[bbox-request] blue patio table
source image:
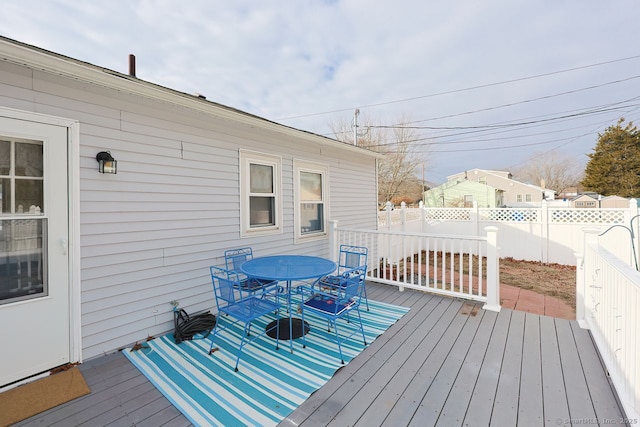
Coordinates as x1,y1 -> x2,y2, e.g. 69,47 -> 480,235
240,255 -> 337,352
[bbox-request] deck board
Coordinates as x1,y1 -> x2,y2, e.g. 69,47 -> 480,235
435,308 -> 498,426
491,309 -> 525,427
569,322 -> 624,422
463,308 -> 512,426
540,315 -> 571,425
518,313 -> 544,427
13,282 -> 625,427
409,304 -> 485,426
556,318 -> 599,420
327,297 -> 454,426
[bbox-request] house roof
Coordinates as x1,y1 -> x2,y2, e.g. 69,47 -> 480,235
0,35 -> 383,159
448,168 -> 555,194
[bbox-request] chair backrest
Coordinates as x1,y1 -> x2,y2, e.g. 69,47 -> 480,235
341,267 -> 367,302
210,266 -> 242,310
224,247 -> 253,278
338,245 -> 368,273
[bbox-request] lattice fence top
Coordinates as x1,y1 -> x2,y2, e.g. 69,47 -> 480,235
549,209 -> 626,224
479,209 -> 538,222
424,209 -> 471,221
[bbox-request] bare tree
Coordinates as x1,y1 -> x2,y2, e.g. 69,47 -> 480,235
329,113 -> 427,205
510,151 -> 584,194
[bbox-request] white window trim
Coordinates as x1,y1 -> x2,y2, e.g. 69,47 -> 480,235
239,150 -> 282,238
294,159 -> 329,243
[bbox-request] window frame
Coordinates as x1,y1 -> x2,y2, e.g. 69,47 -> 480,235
293,159 -> 329,242
239,150 -> 282,237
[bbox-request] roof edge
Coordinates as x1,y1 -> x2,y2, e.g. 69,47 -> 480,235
0,36 -> 383,159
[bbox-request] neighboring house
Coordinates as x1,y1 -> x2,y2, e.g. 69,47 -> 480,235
423,180 -> 503,208
570,194 -> 599,208
0,36 -> 382,387
600,195 -> 629,208
570,194 -> 629,208
446,169 -> 555,206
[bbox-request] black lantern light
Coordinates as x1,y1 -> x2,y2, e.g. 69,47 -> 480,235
96,151 -> 117,174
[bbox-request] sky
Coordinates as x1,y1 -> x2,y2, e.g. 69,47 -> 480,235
1,0 -> 639,185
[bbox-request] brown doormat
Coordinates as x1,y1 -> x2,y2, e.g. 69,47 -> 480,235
0,367 -> 90,427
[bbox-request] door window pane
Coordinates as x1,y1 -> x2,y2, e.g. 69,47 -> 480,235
0,179 -> 10,214
16,180 -> 44,214
0,218 -> 47,304
15,142 -> 43,177
0,140 -> 9,175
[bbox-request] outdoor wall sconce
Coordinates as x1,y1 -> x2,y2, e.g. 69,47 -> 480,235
96,151 -> 117,174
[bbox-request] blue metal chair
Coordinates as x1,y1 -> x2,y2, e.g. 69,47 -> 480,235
209,266 -> 280,372
224,247 -> 279,298
299,266 -> 367,364
315,245 -> 369,310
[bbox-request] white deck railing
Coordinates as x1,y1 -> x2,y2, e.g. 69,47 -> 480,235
328,221 -> 500,312
577,229 -> 640,421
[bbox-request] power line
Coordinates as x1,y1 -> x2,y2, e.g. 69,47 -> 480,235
276,55 -> 640,121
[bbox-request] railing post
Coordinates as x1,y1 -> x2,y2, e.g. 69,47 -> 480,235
575,252 -> 585,327
483,226 -> 501,312
631,198 -> 640,269
473,201 -> 479,238
419,200 -> 426,233
577,227 -> 600,327
385,201 -> 392,231
400,201 -> 406,232
541,200 -> 549,263
328,220 -> 339,262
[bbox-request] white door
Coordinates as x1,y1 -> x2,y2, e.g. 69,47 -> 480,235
0,117 -> 70,387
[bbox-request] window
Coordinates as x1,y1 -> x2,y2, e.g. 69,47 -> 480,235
240,151 -> 282,237
525,194 -> 532,202
294,160 -> 329,240
463,195 -> 473,208
516,194 -> 523,203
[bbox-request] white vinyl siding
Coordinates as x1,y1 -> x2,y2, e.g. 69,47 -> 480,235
0,54 -> 379,360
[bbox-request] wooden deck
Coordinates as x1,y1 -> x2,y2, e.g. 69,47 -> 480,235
16,282 -> 625,426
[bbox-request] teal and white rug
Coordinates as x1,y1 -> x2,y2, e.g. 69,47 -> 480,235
124,298 -> 409,427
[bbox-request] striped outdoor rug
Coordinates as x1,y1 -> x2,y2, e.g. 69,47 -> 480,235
124,298 -> 409,427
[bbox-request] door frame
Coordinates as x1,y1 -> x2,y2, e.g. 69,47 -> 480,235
1,106 -> 81,365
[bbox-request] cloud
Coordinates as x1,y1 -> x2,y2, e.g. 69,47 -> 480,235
1,0 -> 638,183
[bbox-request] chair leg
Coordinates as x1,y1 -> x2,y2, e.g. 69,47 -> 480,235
356,309 -> 367,345
332,320 -> 345,364
209,323 -> 222,355
362,285 -> 370,311
234,323 -> 252,372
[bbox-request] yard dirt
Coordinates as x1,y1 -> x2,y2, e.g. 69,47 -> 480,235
410,251 -> 577,309
499,257 -> 576,308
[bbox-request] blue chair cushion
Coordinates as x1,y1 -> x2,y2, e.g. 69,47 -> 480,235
303,294 -> 356,316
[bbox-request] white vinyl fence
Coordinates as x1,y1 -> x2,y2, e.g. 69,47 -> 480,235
379,200 -> 640,267
577,229 -> 640,421
328,220 -> 500,311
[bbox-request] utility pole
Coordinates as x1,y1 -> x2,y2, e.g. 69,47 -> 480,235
353,108 -> 360,146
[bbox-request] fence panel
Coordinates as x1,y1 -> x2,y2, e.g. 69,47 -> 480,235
383,200 -> 640,267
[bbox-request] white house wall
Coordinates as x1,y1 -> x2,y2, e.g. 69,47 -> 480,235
0,58 -> 378,360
